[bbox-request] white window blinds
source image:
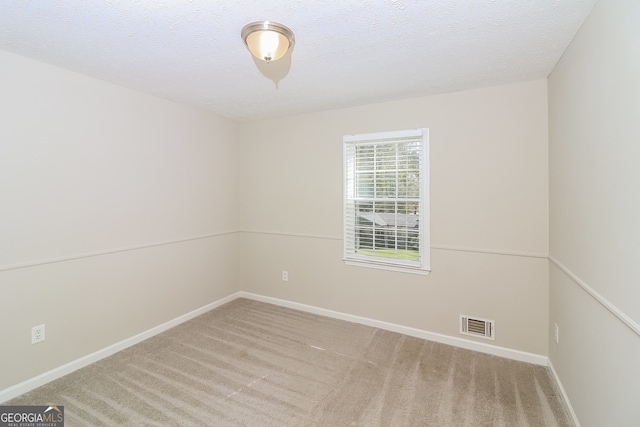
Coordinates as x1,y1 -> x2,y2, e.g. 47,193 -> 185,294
343,129 -> 430,273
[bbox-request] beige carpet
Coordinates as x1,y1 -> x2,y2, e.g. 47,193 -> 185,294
9,298 -> 573,426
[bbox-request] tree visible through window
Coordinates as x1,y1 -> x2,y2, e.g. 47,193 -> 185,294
343,129 -> 430,273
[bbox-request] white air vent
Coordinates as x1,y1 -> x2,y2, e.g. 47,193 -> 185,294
460,315 -> 495,340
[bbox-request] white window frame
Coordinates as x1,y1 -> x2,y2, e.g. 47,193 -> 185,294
343,128 -> 430,275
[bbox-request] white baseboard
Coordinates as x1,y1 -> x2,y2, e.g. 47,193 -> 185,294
239,292 -> 549,366
1,290 -> 549,404
548,360 -> 582,427
0,291 -> 242,403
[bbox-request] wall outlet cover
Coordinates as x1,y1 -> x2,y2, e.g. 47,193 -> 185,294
32,324 -> 45,344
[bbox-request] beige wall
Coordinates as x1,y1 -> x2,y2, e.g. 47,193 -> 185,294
0,50 -> 239,390
548,0 -> 640,425
239,80 -> 550,355
0,33 -> 557,402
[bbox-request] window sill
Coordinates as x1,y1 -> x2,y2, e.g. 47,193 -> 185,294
344,259 -> 431,276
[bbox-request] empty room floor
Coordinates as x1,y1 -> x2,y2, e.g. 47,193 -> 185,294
8,299 -> 573,426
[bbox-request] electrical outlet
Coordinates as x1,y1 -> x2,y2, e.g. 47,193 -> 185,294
32,324 -> 45,344
282,271 -> 289,282
554,323 -> 559,344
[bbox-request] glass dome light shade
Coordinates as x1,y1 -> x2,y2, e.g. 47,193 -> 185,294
241,21 -> 295,63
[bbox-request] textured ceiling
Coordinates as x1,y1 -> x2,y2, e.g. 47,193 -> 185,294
0,0 -> 596,121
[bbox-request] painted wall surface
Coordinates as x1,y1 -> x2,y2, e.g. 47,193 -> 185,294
239,80 -> 550,355
548,0 -> 640,425
0,50 -> 239,390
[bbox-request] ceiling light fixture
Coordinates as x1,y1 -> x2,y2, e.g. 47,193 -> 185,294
241,21 -> 295,63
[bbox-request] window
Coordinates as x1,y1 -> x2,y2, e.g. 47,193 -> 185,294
343,128 -> 430,274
